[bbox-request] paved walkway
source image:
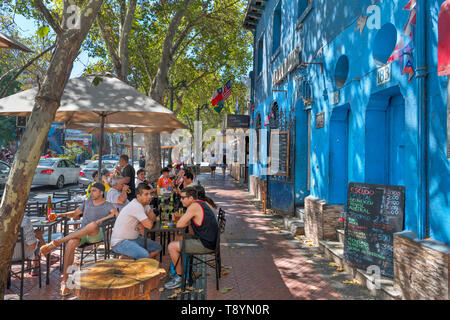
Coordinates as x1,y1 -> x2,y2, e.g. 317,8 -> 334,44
202,173 -> 341,300
5,171 -> 374,300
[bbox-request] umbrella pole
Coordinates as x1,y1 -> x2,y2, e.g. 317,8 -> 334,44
131,128 -> 134,169
98,114 -> 105,180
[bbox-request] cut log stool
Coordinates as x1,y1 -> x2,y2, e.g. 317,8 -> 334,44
72,258 -> 166,300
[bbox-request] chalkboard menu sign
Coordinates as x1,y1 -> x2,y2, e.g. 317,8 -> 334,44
344,182 -> 405,278
269,131 -> 289,176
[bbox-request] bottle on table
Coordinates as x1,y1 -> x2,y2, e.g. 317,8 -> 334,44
47,196 -> 56,221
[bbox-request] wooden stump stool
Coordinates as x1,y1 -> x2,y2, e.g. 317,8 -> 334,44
72,258 -> 166,300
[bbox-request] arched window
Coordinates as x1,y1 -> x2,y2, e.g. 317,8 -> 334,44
272,1 -> 282,55
270,102 -> 280,129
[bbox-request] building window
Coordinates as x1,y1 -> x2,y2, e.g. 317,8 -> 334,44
270,102 -> 280,129
257,38 -> 263,75
272,1 -> 282,56
297,0 -> 313,29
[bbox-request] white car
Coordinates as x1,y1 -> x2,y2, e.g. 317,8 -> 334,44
32,158 -> 81,189
78,160 -> 118,187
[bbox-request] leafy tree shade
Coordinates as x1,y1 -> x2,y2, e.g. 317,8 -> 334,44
82,0 -> 252,180
0,0 -> 105,299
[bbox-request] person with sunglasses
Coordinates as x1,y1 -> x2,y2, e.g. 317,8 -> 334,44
164,187 -> 219,289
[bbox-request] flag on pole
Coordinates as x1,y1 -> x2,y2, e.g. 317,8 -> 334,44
222,80 -> 232,100
214,100 -> 224,113
234,98 -> 239,115
211,88 -> 223,106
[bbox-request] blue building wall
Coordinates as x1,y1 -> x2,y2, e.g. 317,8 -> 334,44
247,0 -> 449,245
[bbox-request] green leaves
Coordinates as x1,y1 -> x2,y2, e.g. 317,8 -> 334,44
36,26 -> 50,39
92,76 -> 104,86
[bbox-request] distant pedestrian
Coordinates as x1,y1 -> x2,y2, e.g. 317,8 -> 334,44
115,154 -> 136,201
221,154 -> 227,178
209,153 -> 217,179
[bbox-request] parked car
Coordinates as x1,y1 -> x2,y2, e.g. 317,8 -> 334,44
0,160 -> 11,196
32,158 -> 81,189
78,160 -> 117,187
101,154 -> 120,161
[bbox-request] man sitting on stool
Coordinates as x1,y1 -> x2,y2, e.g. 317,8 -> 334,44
110,183 -> 162,260
165,186 -> 219,289
39,183 -> 119,296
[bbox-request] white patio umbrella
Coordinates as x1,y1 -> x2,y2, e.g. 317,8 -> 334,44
0,73 -> 186,177
0,32 -> 32,52
66,124 -> 183,165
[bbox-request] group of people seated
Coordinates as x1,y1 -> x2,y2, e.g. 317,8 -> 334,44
35,154 -> 219,296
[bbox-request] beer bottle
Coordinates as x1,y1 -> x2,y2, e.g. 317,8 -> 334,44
46,196 -> 53,221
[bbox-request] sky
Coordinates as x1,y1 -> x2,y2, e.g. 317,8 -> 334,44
13,13 -> 98,78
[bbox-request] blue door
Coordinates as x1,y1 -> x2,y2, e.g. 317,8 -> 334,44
329,105 -> 349,204
387,95 -> 405,186
365,91 -> 405,186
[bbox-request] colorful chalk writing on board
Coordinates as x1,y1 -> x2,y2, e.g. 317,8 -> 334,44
344,182 -> 405,278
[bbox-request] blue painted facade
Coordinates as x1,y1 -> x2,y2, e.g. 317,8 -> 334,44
245,0 -> 449,245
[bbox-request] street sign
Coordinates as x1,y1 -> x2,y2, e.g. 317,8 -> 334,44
376,64 -> 391,86
315,112 -> 325,129
226,114 -> 250,128
332,90 -> 340,105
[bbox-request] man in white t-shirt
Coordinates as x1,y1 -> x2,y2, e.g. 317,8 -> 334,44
110,183 -> 162,259
106,176 -> 129,212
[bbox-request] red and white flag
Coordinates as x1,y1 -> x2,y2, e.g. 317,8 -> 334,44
222,80 -> 232,100
403,0 -> 417,11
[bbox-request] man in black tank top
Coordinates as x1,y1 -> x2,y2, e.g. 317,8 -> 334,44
165,187 -> 219,289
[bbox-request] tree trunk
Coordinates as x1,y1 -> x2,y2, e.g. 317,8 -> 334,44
0,0 -> 104,299
144,0 -> 192,179
144,133 -> 161,183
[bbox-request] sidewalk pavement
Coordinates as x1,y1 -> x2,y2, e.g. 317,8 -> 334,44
201,172 -> 376,300
5,171 -> 375,300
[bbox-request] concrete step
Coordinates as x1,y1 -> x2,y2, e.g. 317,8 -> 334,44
295,207 -> 305,220
283,216 -> 305,236
319,239 -> 402,300
337,228 -> 345,244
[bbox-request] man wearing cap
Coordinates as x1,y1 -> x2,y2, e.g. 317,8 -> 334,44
86,169 -> 111,198
39,183 -> 119,296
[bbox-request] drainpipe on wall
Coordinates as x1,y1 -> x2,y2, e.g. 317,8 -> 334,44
416,0 -> 428,240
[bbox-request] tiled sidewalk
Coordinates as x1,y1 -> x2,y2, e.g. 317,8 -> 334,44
202,174 -> 342,300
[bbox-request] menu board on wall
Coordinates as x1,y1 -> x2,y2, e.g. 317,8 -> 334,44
269,131 -> 289,177
344,182 -> 405,278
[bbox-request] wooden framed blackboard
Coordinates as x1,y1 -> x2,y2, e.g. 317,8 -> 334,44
269,131 -> 289,176
344,182 -> 405,278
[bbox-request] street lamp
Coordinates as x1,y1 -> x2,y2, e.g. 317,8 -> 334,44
193,103 -> 209,170
197,103 -> 209,121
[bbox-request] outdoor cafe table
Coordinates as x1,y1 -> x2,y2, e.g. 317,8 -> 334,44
29,197 -> 68,216
143,220 -> 185,262
31,216 -> 64,285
